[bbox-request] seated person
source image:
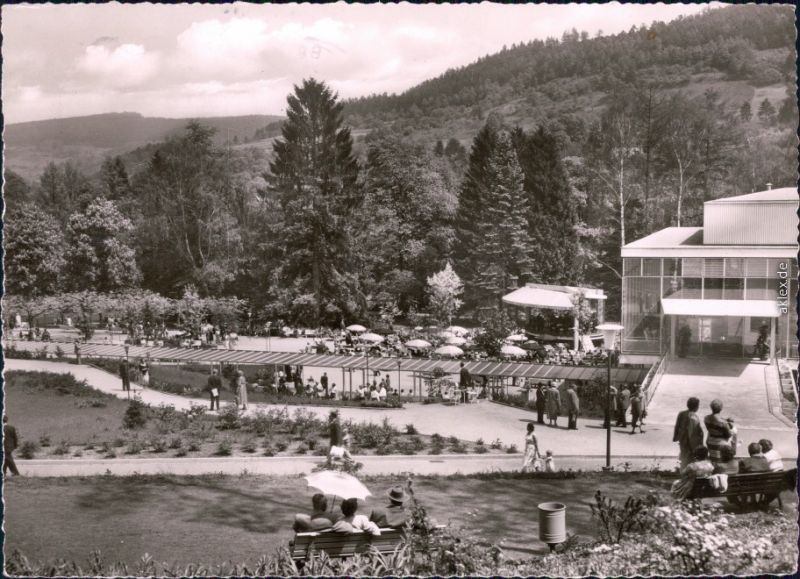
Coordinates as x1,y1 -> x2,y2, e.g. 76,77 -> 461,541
671,446 -> 714,499
759,438 -> 783,471
369,386 -> 380,401
739,442 -> 770,473
329,382 -> 339,400
369,487 -> 409,528
378,385 -> 388,401
332,498 -> 381,535
293,493 -> 337,532
712,445 -> 739,475
356,385 -> 366,400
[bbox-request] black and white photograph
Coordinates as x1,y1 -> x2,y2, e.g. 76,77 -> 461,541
1,1 -> 798,576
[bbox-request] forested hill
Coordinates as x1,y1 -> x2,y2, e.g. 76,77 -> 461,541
4,112 -> 282,181
343,4 -> 795,147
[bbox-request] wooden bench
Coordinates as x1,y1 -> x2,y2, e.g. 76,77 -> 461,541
290,527 -> 405,561
686,468 -> 796,509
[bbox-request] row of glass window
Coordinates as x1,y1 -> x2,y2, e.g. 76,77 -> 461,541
623,276 -> 794,306
623,258 -> 797,278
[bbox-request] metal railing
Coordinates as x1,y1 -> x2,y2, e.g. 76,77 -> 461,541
639,352 -> 668,407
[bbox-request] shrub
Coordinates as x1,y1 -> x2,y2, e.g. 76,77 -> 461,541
217,405 -> 241,431
187,439 -> 201,452
410,436 -> 426,452
72,449 -> 83,458
19,441 -> 38,459
489,438 -> 503,450
430,443 -> 443,455
241,439 -> 257,454
376,444 -> 393,455
38,434 -> 51,448
405,423 -> 418,435
313,446 -> 328,456
123,399 -> 148,429
591,490 -> 659,544
450,441 -> 468,453
263,444 -> 275,457
506,444 -> 518,454
175,448 -> 188,458
113,437 -> 126,448
476,438 -> 485,446
150,438 -> 168,453
104,449 -> 116,459
275,440 -> 289,453
447,435 -> 459,445
126,440 -> 144,455
431,433 -> 444,445
215,439 -> 233,456
52,441 -> 70,456
474,444 -> 489,454
168,437 -> 183,450
295,443 -> 309,455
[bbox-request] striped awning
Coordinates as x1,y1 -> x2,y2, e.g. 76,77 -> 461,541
43,342 -> 649,383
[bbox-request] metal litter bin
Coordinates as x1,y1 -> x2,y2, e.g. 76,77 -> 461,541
538,502 -> 566,551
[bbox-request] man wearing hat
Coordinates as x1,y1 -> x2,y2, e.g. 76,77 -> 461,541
369,487 -> 409,528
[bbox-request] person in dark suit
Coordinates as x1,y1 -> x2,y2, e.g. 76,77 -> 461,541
535,383 -> 546,424
320,372 -> 329,397
673,397 -> 704,469
369,487 -> 409,528
630,388 -> 645,434
565,383 -> 580,430
119,359 -> 131,392
603,384 -> 618,428
328,410 -> 343,447
3,416 -> 20,476
293,493 -> 338,532
545,382 -> 561,427
617,385 -> 631,427
459,362 -> 472,403
207,368 -> 222,410
739,442 -> 770,473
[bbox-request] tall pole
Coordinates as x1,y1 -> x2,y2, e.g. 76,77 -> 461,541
606,352 -> 612,469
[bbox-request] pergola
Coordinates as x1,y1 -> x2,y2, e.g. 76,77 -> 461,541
60,342 -> 649,399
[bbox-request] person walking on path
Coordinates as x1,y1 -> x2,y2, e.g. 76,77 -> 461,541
328,410 -> 343,448
545,382 -> 561,427
320,372 -> 329,397
603,384 -> 618,429
522,423 -> 541,472
119,359 -> 131,393
207,368 -> 222,411
236,370 -> 248,411
704,398 -> 732,466
3,415 -> 20,476
138,359 -> 149,387
629,388 -> 645,434
535,383 -> 546,424
617,385 -> 631,427
565,383 -> 580,430
673,396 -> 704,469
459,362 -> 472,404
74,340 -> 82,365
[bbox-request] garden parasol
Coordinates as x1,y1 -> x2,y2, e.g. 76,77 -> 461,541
434,345 -> 464,357
405,339 -> 432,349
305,471 -> 372,511
501,344 -> 527,357
346,324 -> 367,333
360,332 -> 384,343
506,334 -> 527,342
445,336 -> 466,346
446,326 -> 469,336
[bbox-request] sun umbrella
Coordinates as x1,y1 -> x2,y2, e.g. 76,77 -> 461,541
346,324 -> 367,333
446,336 -> 466,346
360,332 -> 384,343
305,470 -> 372,500
413,326 -> 424,331
406,339 -> 432,349
434,345 -> 464,357
501,344 -> 527,357
522,340 -> 540,350
446,326 -> 469,336
438,330 -> 455,339
506,334 -> 527,342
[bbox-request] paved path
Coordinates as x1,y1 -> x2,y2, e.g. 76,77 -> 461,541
5,359 -> 796,475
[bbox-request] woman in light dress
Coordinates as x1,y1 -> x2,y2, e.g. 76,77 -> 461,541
236,370 -> 248,411
522,423 -> 541,472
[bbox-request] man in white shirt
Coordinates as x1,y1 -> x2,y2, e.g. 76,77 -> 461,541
332,498 -> 381,535
378,385 -> 388,401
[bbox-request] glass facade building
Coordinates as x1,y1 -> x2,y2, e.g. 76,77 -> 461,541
620,188 -> 798,360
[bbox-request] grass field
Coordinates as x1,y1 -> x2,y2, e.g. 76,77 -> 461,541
4,471 -> 679,565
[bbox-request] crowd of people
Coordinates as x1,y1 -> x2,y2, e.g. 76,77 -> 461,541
670,396 -> 784,499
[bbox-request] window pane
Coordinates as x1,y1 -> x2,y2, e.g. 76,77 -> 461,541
745,258 -> 768,277
641,258 -> 662,277
668,278 -> 702,299
623,259 -> 641,277
746,278 -> 778,300
705,258 -> 724,278
723,278 -> 744,300
725,258 -> 745,277
682,258 -> 703,277
704,278 -> 724,299
663,258 -> 682,278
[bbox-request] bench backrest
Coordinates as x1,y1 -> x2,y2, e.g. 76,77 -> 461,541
291,528 -> 404,560
690,468 -> 796,498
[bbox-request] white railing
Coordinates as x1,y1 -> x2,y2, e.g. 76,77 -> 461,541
640,352 -> 668,407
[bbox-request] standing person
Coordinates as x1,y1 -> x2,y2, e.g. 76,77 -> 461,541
74,340 -> 82,365
673,397 -> 704,469
617,385 -> 631,427
138,359 -> 149,387
535,383 -> 546,424
328,410 -> 342,447
704,399 -> 732,466
603,383 -> 618,429
629,388 -> 644,434
565,383 -> 580,430
236,370 -> 248,411
119,358 -> 131,392
522,423 -> 540,472
207,368 -> 221,411
459,362 -> 472,404
320,372 -> 329,397
3,415 -> 20,476
545,382 -> 561,427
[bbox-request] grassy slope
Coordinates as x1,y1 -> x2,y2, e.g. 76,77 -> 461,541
4,472 -> 682,564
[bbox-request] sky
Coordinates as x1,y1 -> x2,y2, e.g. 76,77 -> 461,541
2,2 -> 719,124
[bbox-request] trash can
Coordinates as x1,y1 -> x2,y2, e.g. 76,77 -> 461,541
538,502 -> 566,551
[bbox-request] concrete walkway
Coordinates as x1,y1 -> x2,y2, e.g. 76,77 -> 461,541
5,358 -> 796,476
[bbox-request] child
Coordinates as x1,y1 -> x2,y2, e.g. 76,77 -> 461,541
543,450 -> 556,473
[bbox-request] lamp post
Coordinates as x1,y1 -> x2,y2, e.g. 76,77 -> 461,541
397,359 -> 402,398
265,322 -> 271,352
596,323 -> 624,470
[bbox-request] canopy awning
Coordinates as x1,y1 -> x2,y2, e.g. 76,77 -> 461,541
661,298 -> 781,318
502,287 -> 574,310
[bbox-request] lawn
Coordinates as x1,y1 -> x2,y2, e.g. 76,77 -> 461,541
4,371 -> 502,460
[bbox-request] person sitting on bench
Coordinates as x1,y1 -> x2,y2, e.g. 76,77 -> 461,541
293,493 -> 337,532
369,487 -> 409,528
671,446 -> 714,499
713,445 -> 739,475
332,498 -> 381,535
759,439 -> 783,471
739,442 -> 770,474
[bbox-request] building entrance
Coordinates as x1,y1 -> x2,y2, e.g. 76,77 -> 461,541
674,316 -> 752,358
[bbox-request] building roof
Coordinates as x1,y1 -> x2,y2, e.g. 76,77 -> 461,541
623,227 -> 703,249
522,282 -> 606,300
707,187 -> 797,203
502,287 -> 575,310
